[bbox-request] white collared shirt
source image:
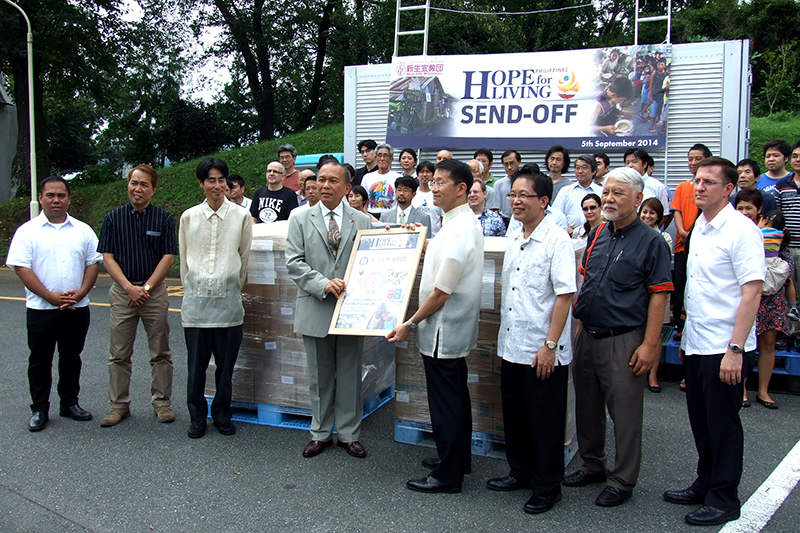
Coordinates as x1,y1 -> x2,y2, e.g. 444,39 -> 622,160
319,200 -> 344,231
681,203 -> 764,354
6,212 -> 102,310
499,219 -> 576,365
179,198 -> 253,328
507,207 -> 569,235
418,203 -> 484,358
396,205 -> 412,224
642,174 -> 671,215
552,181 -> 604,229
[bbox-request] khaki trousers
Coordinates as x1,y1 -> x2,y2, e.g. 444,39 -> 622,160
302,334 -> 364,442
572,325 -> 646,491
108,282 -> 173,408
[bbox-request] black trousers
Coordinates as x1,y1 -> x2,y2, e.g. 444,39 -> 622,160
185,326 -> 242,425
684,351 -> 756,512
501,359 -> 568,497
423,354 -> 472,485
27,307 -> 90,413
672,251 -> 687,330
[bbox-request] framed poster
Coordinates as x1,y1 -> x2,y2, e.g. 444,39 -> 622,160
329,227 -> 425,336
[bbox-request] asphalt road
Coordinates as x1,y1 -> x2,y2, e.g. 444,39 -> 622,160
0,268 -> 798,532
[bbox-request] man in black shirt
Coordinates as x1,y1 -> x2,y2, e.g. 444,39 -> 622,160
566,167 -> 672,507
97,165 -> 178,427
354,139 -> 378,187
250,161 -> 299,223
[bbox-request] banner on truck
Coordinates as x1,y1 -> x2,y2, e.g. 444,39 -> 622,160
386,45 -> 671,152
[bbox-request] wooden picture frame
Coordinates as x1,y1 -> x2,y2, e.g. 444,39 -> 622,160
329,227 -> 425,336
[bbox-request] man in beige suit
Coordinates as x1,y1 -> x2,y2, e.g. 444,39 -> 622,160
286,160 -> 373,458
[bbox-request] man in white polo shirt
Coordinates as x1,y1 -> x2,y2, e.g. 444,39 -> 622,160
665,157 -> 763,527
6,176 -> 102,432
387,158 -> 484,494
552,155 -> 603,235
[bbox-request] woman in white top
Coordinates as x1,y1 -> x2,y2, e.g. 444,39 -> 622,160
348,185 -> 379,222
399,148 -> 418,178
571,193 -> 603,242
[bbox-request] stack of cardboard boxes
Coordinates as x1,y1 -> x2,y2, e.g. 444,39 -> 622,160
205,221 -> 395,410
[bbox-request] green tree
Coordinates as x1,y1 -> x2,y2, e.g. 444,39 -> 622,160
759,43 -> 799,115
0,0 -> 121,190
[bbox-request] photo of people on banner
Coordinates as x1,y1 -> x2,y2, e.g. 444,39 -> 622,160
386,44 -> 671,151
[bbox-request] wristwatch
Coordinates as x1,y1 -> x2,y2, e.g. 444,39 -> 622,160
144,283 -> 151,292
545,340 -> 557,350
405,320 -> 418,331
728,342 -> 744,354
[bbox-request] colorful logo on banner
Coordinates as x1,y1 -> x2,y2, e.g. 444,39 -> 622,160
557,72 -> 580,99
386,45 -> 671,151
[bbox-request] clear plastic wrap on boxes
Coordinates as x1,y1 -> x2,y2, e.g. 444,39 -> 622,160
205,222 -> 395,409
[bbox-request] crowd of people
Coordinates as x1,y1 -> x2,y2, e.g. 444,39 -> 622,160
7,133 -> 797,526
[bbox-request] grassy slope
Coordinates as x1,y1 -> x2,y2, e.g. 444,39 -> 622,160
749,115 -> 800,159
0,123 -> 344,254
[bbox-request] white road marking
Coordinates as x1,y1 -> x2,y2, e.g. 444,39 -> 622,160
720,438 -> 800,532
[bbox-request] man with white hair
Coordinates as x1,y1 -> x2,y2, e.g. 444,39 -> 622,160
362,143 -> 402,217
566,167 -> 673,507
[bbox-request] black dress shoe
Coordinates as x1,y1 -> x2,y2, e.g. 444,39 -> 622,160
422,456 -> 472,474
684,505 -> 740,526
524,492 -> 561,514
213,420 -> 236,435
595,486 -> 632,507
28,412 -> 48,432
187,422 -> 206,439
406,475 -> 461,494
486,475 -> 528,492
337,440 -> 367,458
562,470 -> 607,487
663,487 -> 706,505
303,439 -> 333,457
59,404 -> 92,421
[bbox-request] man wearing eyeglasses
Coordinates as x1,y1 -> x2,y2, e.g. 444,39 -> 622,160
278,144 -> 300,192
354,139 -> 378,187
386,159 -> 484,494
250,161 -> 299,224
568,167 -> 672,508
362,143 -> 401,218
665,157 -> 762,526
551,155 -> 603,235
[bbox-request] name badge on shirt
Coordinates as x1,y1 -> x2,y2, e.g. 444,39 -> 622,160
146,230 -> 161,236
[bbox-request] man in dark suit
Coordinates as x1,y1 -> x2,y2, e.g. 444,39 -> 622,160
286,161 -> 373,458
379,176 -> 433,237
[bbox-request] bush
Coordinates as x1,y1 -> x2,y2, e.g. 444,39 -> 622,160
71,163 -> 120,186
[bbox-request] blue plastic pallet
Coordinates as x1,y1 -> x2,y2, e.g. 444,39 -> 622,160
664,338 -> 800,376
394,419 -> 579,466
206,385 -> 394,429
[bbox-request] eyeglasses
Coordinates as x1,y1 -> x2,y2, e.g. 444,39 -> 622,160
507,193 -> 540,201
431,180 -> 451,189
582,205 -> 600,211
692,178 -> 722,187
267,169 -> 284,175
